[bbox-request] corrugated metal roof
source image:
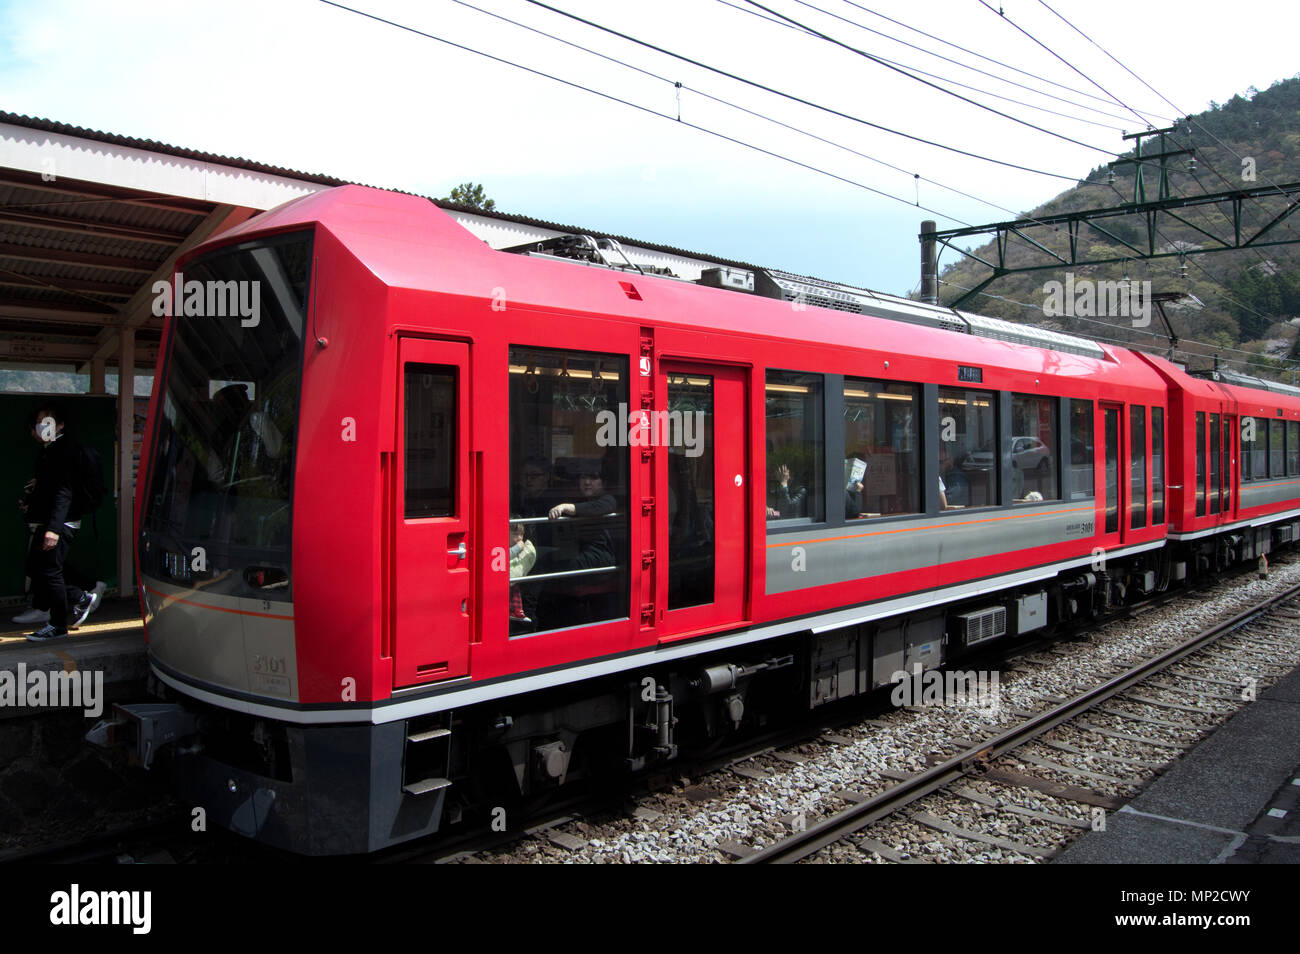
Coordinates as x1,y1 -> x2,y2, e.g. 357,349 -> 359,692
0,111 -> 352,188
1,111 -> 770,274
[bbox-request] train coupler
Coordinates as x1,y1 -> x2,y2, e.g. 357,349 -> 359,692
86,703 -> 198,770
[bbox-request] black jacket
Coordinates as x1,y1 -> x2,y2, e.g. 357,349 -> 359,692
27,435 -> 80,533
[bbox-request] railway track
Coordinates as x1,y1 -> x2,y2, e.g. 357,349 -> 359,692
12,562 -> 1296,865
742,579 -> 1300,864
441,559 -> 1300,863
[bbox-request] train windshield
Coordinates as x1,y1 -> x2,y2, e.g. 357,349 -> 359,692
139,231 -> 312,602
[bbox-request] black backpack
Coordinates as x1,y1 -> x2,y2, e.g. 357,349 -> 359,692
70,442 -> 107,519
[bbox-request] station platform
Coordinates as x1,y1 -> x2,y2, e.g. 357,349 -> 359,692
1056,661 -> 1300,864
0,598 -> 147,715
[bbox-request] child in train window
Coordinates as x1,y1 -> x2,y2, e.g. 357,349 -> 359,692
509,517 -> 536,621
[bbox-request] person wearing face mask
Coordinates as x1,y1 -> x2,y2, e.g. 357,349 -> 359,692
23,406 -> 99,641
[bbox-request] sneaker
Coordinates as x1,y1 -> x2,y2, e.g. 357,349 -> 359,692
70,590 -> 99,628
12,607 -> 50,624
26,623 -> 68,642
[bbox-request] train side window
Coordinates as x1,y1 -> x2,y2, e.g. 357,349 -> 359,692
1195,412 -> 1206,517
1131,406 -> 1147,528
507,347 -> 630,635
1152,407 -> 1165,524
404,365 -> 456,518
1271,419 -> 1285,477
1252,417 -> 1268,479
1290,422 -> 1300,476
1068,400 -> 1094,500
1010,394 -> 1058,503
843,378 -> 920,519
1241,417 -> 1253,482
766,370 -> 825,524
938,388 -> 997,508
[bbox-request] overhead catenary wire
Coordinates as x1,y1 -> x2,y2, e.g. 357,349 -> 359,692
745,0 -> 1120,155
317,0 -> 975,225
841,0 -> 1176,124
721,0 -> 1135,129
975,0 -> 1165,131
443,0 -> 1066,225
520,0 -> 1087,181
782,0 -> 1134,130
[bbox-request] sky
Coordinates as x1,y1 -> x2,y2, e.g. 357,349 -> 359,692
2,0 -> 1297,295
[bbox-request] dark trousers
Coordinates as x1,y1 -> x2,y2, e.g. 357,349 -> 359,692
26,528 -> 85,630
25,528 -> 95,610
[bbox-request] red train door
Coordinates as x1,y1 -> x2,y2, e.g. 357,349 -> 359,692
1216,415 -> 1227,522
657,362 -> 748,640
392,337 -> 472,686
1101,403 -> 1124,543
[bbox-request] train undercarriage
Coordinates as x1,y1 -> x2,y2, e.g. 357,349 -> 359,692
91,517 -> 1300,854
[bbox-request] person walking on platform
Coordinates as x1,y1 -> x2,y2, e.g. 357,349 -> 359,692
23,406 -> 100,641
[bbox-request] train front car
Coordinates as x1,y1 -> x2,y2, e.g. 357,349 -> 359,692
132,187 -> 467,854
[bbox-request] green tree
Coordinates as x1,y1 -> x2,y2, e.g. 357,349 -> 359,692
443,182 -> 496,211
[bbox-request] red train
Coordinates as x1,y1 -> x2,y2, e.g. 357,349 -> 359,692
102,185 -> 1300,853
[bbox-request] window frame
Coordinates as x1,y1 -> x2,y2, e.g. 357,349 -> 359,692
841,375 -> 924,522
936,386 -> 1001,512
506,344 -> 632,637
1270,418 -> 1285,478
764,368 -> 830,532
1130,405 -> 1147,529
1009,392 -> 1060,504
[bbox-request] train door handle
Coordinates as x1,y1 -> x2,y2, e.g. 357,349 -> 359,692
446,535 -> 468,568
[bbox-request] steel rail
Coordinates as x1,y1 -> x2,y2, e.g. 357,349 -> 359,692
741,579 -> 1300,864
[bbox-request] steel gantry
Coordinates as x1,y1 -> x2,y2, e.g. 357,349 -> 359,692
927,178 -> 1300,308
923,125 -> 1300,309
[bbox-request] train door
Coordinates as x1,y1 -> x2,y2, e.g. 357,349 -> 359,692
1130,405 -> 1148,532
391,336 -> 472,686
1209,411 -> 1224,521
656,362 -> 748,640
1222,413 -> 1235,519
1101,403 -> 1124,543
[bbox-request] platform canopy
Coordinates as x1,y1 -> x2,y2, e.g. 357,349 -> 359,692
0,112 -> 354,371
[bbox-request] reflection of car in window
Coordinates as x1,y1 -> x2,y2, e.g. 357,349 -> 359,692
964,437 -> 1050,473
1010,436 -> 1050,472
